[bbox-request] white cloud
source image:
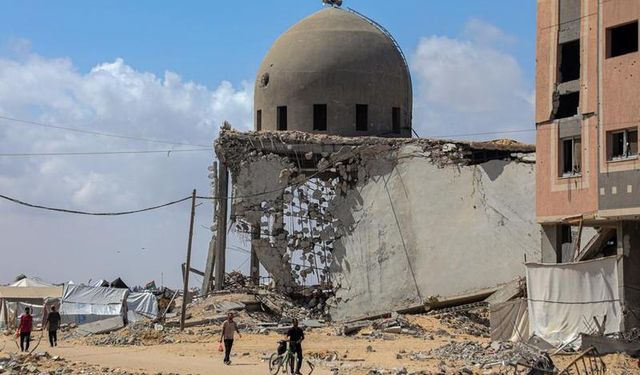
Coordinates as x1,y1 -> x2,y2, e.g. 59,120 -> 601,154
410,19 -> 534,142
463,18 -> 517,47
0,51 -> 253,287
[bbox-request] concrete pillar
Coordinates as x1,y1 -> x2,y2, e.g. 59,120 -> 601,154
540,224 -> 562,263
250,220 -> 261,285
620,221 -> 640,331
214,162 -> 229,291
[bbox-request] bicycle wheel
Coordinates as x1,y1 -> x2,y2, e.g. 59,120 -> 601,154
269,352 -> 282,375
286,353 -> 298,375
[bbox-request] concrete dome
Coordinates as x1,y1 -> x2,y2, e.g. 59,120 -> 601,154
254,7 -> 412,137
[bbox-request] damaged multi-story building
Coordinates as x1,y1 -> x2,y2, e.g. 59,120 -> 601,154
532,0 -> 640,345
203,2 -> 542,321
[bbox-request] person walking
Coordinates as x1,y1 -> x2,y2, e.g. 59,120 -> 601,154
45,305 -> 61,347
286,318 -> 305,375
17,307 -> 33,352
219,312 -> 241,365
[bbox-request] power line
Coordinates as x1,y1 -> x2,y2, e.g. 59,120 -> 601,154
0,148 -> 211,157
0,114 -> 210,148
0,193 -> 191,216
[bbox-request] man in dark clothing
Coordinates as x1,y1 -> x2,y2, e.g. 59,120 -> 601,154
286,318 -> 305,375
18,307 -> 33,352
45,305 -> 61,347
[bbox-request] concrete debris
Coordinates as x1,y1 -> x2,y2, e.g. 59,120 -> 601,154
76,316 -> 125,337
0,351 -> 155,375
418,340 -> 555,370
436,306 -> 490,338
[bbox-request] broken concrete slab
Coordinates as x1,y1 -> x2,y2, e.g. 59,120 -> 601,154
213,301 -> 246,312
580,334 -> 640,355
485,278 -> 524,306
76,317 -> 125,336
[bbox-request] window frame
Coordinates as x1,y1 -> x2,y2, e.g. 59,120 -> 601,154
606,20 -> 639,59
559,135 -> 582,178
608,127 -> 639,161
256,109 -> 262,131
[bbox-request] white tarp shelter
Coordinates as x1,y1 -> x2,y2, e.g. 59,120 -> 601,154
0,278 -> 63,330
526,256 -> 623,348
60,284 -> 128,325
126,292 -> 158,322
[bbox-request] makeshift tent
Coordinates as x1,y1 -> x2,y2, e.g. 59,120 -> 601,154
60,284 -> 128,325
0,278 -> 63,330
526,256 -> 623,348
126,292 -> 159,322
490,298 -> 529,342
109,278 -> 129,289
91,279 -> 110,288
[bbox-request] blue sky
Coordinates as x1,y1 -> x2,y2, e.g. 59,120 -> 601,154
0,0 -> 536,88
0,1 -> 537,287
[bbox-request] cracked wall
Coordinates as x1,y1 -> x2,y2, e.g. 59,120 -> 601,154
216,130 -> 540,320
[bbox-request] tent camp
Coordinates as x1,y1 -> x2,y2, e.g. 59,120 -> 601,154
0,277 -> 63,330
60,284 -> 128,325
127,292 -> 158,322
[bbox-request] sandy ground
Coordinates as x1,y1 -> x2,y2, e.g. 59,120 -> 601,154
0,327 -> 466,375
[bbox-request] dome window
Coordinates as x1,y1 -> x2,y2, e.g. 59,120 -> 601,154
392,107 -> 401,134
277,106 -> 288,130
356,104 -> 368,131
256,110 -> 262,131
313,104 -> 327,131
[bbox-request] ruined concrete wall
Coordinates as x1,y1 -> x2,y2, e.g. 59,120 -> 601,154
216,130 -> 539,320
328,144 -> 540,320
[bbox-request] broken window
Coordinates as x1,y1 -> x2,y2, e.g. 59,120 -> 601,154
560,136 -> 582,176
356,104 -> 368,131
558,40 -> 580,83
313,104 -> 327,131
607,21 -> 639,58
277,106 -> 287,131
256,109 -> 262,131
392,107 -> 401,134
554,92 -> 579,119
609,128 -> 638,160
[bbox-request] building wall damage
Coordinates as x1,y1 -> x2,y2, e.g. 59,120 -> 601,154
215,129 -> 540,321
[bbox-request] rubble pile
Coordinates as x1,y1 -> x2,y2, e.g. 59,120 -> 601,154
0,351 -> 157,375
436,307 -> 490,337
422,340 -> 553,370
90,322 -> 172,347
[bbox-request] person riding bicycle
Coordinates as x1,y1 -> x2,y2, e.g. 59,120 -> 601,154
285,318 -> 305,375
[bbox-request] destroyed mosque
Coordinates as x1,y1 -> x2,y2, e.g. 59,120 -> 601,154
201,0 -> 640,351
203,5 -> 540,322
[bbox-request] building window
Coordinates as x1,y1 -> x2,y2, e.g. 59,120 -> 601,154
609,128 -> 638,160
560,136 -> 582,176
392,107 -> 401,134
313,104 -> 327,131
256,110 -> 262,131
356,104 -> 368,131
277,106 -> 287,131
558,40 -> 580,83
607,21 -> 639,58
554,92 -> 579,119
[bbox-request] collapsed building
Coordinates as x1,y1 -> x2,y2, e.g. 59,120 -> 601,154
214,130 -> 539,321
201,2 -> 541,321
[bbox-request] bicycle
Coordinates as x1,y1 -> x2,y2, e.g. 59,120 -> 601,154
268,340 -> 298,375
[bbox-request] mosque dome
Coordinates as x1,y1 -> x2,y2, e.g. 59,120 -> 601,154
254,6 -> 412,137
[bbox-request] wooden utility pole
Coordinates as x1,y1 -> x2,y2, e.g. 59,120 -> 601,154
214,163 -> 229,290
180,189 -> 197,331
